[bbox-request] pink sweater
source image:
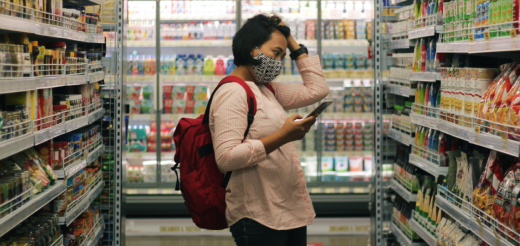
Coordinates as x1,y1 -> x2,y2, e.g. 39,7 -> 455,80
209,55 -> 330,230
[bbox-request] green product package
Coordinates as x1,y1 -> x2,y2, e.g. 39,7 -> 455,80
420,177 -> 433,221
465,0 -> 475,19
415,176 -> 428,220
500,0 -> 507,36
446,150 -> 462,190
459,0 -> 465,21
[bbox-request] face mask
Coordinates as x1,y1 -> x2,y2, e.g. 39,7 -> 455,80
252,49 -> 282,83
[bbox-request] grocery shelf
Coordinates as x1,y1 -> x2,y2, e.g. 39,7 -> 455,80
126,39 -> 369,48
0,180 -> 66,237
388,128 -> 414,146
409,217 -> 436,246
0,133 -> 34,161
0,15 -> 104,43
130,13 -> 236,21
409,72 -> 440,82
59,179 -> 104,226
390,222 -> 426,246
438,37 -> 520,54
408,25 -> 443,40
0,72 -> 97,95
411,112 -> 520,157
126,151 -> 175,160
468,37 -> 520,54
436,194 -> 514,246
51,235 -> 63,246
408,153 -> 449,178
391,39 -> 413,49
34,108 -> 104,145
391,178 -> 417,202
390,0 -> 413,5
321,112 -> 374,119
382,15 -> 397,21
437,41 -> 470,53
88,219 -> 105,246
387,84 -> 416,97
55,144 -> 104,179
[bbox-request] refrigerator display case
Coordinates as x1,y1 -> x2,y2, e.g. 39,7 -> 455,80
123,0 -> 390,217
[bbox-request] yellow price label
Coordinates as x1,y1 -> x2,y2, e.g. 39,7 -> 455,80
512,30 -> 518,38
474,126 -> 481,134
469,34 -> 475,42
484,32 -> 491,41
501,132 -> 508,141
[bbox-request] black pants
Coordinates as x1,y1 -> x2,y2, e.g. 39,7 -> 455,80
230,218 -> 307,246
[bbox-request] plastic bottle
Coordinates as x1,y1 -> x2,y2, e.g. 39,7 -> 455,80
151,55 -> 156,75
127,55 -> 133,75
144,55 -> 151,75
420,38 -> 427,72
214,56 -> 226,75
169,55 -> 176,75
194,54 -> 204,75
132,55 -> 139,75
138,55 -> 145,75
175,54 -> 186,75
185,54 -> 195,75
203,55 -> 215,75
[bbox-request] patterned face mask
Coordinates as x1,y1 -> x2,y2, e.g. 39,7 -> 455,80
252,49 -> 282,83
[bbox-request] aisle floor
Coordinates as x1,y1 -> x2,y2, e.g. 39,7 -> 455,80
126,236 -> 369,246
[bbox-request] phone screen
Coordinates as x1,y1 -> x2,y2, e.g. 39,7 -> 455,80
306,100 -> 333,118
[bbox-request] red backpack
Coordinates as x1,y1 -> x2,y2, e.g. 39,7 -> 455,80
172,76 -> 274,230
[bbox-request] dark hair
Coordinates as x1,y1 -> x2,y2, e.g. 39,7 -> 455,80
232,14 -> 291,66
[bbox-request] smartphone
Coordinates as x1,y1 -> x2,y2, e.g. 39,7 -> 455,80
295,100 -> 333,121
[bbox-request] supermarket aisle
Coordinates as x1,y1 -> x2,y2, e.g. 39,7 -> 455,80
126,235 -> 369,246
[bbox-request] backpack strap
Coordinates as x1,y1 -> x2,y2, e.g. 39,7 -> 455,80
264,83 -> 275,96
202,76 -> 257,188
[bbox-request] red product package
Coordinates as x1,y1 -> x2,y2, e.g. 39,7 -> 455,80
494,166 -> 514,236
509,163 -> 520,238
163,86 -> 173,100
185,100 -> 195,114
489,65 -> 520,135
185,86 -> 195,100
478,63 -> 512,121
163,99 -> 173,114
486,158 -> 505,220
474,151 -> 497,211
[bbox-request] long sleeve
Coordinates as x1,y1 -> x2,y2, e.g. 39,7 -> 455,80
271,55 -> 330,110
210,83 -> 267,173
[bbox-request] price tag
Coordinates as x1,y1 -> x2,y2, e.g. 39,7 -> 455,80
512,30 -> 517,38
484,32 -> 491,41
469,34 -> 475,42
475,126 -> 481,134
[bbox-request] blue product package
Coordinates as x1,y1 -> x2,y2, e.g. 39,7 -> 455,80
138,55 -> 145,75
194,54 -> 204,75
426,41 -> 431,72
226,59 -> 235,75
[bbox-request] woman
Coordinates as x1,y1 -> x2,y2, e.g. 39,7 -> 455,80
209,14 -> 329,246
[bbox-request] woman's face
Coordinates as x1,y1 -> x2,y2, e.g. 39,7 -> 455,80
251,30 -> 288,60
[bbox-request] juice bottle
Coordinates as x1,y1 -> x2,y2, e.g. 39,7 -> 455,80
150,55 -> 156,75
144,55 -> 151,75
132,55 -> 139,75
138,55 -> 145,75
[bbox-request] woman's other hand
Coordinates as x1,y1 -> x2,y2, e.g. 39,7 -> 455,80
279,114 -> 316,142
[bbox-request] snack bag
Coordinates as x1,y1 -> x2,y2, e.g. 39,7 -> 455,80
509,163 -> 520,237
473,151 -> 498,212
480,64 -> 515,132
496,75 -> 520,136
477,63 -> 513,121
494,166 -> 514,236
485,155 -> 506,222
489,64 -> 520,132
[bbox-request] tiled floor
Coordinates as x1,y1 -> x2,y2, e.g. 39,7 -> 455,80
126,235 -> 369,246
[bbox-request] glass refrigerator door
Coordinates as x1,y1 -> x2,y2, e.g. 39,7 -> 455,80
158,0 -> 236,188
317,1 -> 380,193
125,0 -> 160,187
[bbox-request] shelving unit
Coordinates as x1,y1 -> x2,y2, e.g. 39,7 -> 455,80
377,0 -> 520,244
0,0 -> 122,243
